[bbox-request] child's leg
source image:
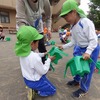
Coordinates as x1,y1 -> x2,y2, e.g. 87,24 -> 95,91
72,45 -> 84,83
37,75 -> 56,96
99,44 -> 100,58
80,45 -> 99,92
24,75 -> 56,97
71,45 -> 99,98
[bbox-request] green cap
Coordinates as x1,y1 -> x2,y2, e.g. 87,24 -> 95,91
60,0 -> 86,18
15,26 -> 43,57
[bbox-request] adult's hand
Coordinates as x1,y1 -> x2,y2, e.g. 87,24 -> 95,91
48,30 -> 52,40
57,45 -> 63,50
48,54 -> 55,61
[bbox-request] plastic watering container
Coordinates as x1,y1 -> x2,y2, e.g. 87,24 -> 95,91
96,60 -> 100,74
48,46 -> 68,64
50,40 -> 56,45
88,59 -> 100,74
96,61 -> 100,68
64,56 -> 90,77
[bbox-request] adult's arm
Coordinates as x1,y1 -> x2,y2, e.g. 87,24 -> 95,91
16,0 -> 29,29
43,0 -> 52,39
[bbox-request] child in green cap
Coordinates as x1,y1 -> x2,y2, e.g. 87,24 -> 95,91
15,26 -> 56,97
59,0 -> 99,98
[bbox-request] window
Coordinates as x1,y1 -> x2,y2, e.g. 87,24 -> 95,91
0,11 -> 10,23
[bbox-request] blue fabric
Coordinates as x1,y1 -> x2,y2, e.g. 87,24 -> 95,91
79,21 -> 83,29
73,45 -> 99,92
99,44 -> 100,56
34,18 -> 40,29
34,16 -> 42,29
24,75 -> 56,96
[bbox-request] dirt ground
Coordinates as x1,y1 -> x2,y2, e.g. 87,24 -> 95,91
0,32 -> 100,100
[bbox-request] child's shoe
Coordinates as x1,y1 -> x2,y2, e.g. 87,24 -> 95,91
66,80 -> 79,86
26,86 -> 38,100
72,88 -> 87,98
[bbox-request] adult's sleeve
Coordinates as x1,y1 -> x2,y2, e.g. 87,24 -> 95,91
16,0 -> 29,29
43,0 -> 52,31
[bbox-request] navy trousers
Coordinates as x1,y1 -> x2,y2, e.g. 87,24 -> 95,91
73,45 -> 99,92
24,75 -> 56,96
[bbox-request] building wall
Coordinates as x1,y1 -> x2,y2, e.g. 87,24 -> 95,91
0,0 -> 16,28
52,0 -> 65,15
51,0 -> 65,30
0,0 -> 16,9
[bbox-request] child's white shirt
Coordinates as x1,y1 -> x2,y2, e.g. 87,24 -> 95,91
63,18 -> 98,55
19,51 -> 51,81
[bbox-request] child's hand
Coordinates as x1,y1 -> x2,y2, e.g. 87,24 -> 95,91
44,52 -> 48,56
83,53 -> 90,60
57,45 -> 63,50
48,54 -> 55,61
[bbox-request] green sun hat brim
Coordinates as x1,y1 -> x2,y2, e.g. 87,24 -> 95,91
15,26 -> 43,57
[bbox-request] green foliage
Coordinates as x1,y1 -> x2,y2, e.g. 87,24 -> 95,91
88,0 -> 100,29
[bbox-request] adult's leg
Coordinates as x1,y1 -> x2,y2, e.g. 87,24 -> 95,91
38,33 -> 47,64
1,36 -> 5,40
0,36 -> 2,40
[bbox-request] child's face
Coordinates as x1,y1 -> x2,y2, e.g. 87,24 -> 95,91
63,10 -> 78,25
31,41 -> 39,51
